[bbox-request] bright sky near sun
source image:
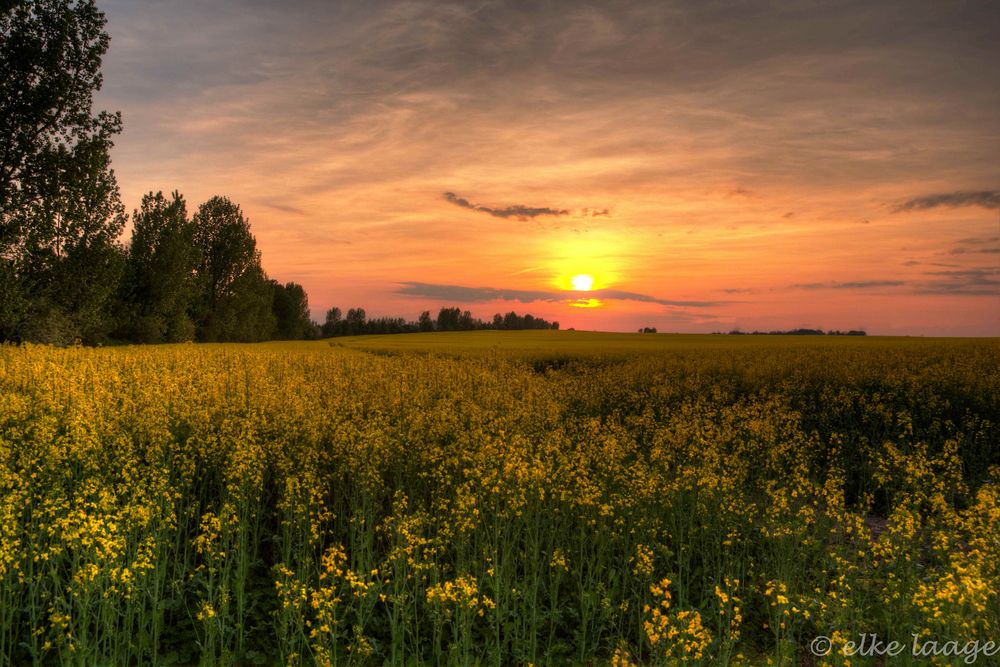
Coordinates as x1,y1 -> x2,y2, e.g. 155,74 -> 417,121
96,1 -> 1000,335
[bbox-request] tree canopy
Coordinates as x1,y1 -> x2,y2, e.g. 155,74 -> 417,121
121,191 -> 199,342
1,0 -> 125,343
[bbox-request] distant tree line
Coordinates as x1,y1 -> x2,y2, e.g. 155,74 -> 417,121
718,329 -> 867,336
320,306 -> 558,338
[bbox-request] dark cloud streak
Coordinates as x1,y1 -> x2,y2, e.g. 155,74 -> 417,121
793,280 -> 906,290
917,267 -> 1000,295
895,191 -> 1000,212
443,192 -> 569,220
397,282 -> 723,307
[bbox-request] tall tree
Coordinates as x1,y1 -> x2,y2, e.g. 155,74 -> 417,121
122,191 -> 199,342
322,306 -> 342,337
345,307 -> 366,336
1,0 -> 125,343
192,196 -> 274,342
271,280 -> 313,340
436,306 -> 460,331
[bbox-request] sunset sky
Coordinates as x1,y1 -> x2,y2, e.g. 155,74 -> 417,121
95,0 -> 1000,335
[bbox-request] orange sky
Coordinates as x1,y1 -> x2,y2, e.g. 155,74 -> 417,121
96,1 -> 1000,335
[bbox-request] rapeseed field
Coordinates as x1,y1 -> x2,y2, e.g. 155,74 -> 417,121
0,334 -> 997,665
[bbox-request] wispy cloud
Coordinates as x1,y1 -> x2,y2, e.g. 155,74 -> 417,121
955,236 -> 1000,245
792,280 -> 906,290
917,268 -> 1000,295
948,246 -> 1000,255
443,192 -> 569,220
592,289 -> 723,307
895,191 -> 1000,212
259,200 -> 307,216
397,282 -> 723,307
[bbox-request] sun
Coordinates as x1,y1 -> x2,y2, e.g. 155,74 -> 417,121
570,274 -> 594,291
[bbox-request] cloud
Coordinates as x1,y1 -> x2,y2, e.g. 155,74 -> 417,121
955,236 -> 1000,245
259,200 -> 307,216
397,282 -> 723,307
592,289 -> 723,307
793,280 -> 906,290
443,192 -> 569,220
791,273 -> 1000,296
894,191 -> 1000,212
398,282 -> 554,303
917,268 -> 1000,295
941,233 -> 1000,256
924,268 -> 1000,278
948,246 -> 1000,255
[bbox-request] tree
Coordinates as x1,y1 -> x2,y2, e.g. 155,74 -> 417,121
1,1 -> 125,342
345,307 -> 366,335
8,133 -> 126,343
0,0 -> 120,221
418,310 -> 434,332
322,306 -> 342,337
437,306 -> 460,331
192,196 -> 274,341
271,281 -> 312,340
121,191 -> 198,342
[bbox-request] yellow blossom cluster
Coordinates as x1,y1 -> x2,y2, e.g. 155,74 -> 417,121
0,337 -> 997,665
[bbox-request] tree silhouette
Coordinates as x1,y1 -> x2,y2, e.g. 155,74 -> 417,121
272,281 -> 313,340
121,191 -> 199,342
1,0 -> 125,343
192,196 -> 274,342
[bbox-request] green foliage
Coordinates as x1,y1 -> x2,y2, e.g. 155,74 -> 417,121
321,306 -> 343,337
121,191 -> 199,342
0,0 -> 125,344
192,196 -> 275,342
0,0 -> 118,220
271,281 -> 314,340
418,309 -> 433,332
5,135 -> 126,343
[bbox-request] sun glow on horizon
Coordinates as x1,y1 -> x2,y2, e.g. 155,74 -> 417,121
569,297 -> 604,309
570,274 -> 595,291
